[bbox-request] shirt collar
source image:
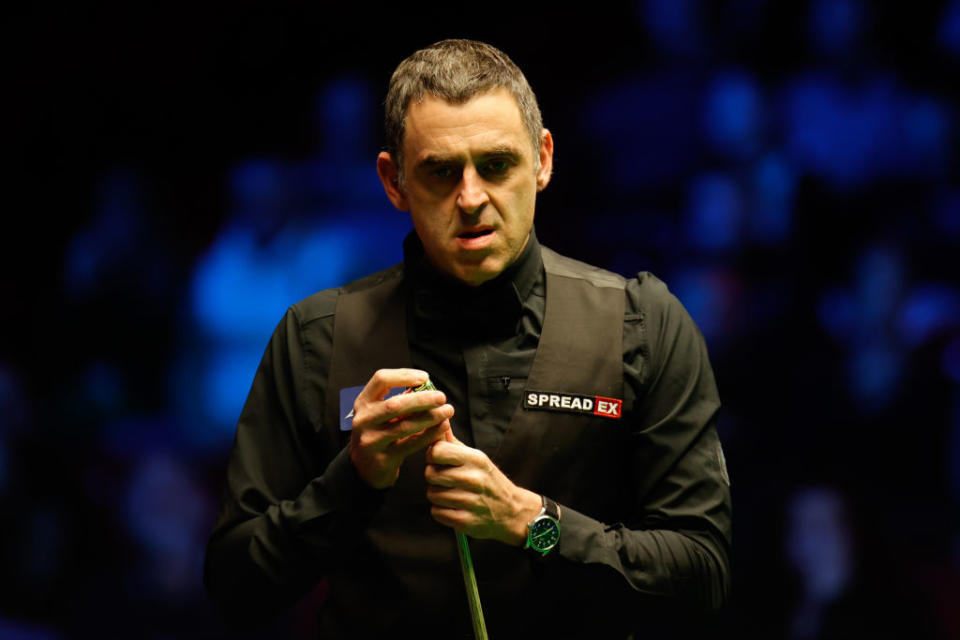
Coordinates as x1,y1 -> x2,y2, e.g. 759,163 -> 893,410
403,228 -> 543,338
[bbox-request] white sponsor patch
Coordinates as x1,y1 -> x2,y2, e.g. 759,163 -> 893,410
523,390 -> 622,419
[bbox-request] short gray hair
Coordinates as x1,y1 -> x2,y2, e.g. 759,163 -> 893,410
384,39 -> 544,180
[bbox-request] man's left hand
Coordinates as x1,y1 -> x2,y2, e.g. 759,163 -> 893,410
424,432 -> 542,546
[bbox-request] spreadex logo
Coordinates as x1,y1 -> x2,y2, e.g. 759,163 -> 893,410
523,391 -> 623,419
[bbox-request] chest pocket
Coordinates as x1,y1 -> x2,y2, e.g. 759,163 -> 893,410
470,374 -> 528,454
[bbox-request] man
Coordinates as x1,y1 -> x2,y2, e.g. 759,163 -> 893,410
205,39 -> 731,638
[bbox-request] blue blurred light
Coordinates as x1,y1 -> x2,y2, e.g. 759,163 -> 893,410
853,245 -> 903,325
640,0 -> 702,56
783,74 -> 859,186
684,173 -> 743,252
99,415 -> 178,460
782,74 -> 948,187
897,284 -> 960,347
943,338 -> 960,384
189,222 -> 361,433
704,70 -> 764,159
808,0 -> 865,55
583,75 -> 702,189
902,97 -> 953,172
317,76 -> 374,156
188,105 -> 412,443
670,270 -> 714,338
188,211 -> 407,439
231,159 -> 284,205
191,218 -> 405,341
785,486 -> 853,605
202,346 -> 262,433
817,288 -> 854,340
939,0 -> 960,54
0,619 -> 62,640
668,267 -> 739,340
63,235 -> 101,297
123,451 -> 208,598
83,361 -> 125,414
750,152 -> 796,245
63,169 -> 143,296
191,227 -> 296,340
229,160 -> 287,234
847,343 -> 902,412
931,189 -> 960,237
293,157 -> 387,207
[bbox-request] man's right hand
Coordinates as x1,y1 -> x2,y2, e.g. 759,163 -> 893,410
349,368 -> 454,489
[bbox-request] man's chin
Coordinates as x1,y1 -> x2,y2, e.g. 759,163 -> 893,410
425,247 -> 511,286
450,259 -> 505,287
453,270 -> 499,287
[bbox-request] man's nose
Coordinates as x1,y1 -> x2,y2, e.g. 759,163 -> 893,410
456,166 -> 488,215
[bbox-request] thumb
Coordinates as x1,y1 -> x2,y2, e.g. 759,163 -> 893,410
444,429 -> 463,446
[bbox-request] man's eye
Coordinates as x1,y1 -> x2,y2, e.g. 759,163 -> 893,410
480,159 -> 510,177
432,166 -> 457,180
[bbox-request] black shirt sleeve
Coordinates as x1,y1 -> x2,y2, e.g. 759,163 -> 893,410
203,301 -> 385,625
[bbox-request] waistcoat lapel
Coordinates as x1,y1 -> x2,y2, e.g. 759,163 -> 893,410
325,263 -> 411,415
492,248 -> 628,516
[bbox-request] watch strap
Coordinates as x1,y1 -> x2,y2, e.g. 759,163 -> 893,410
542,495 -> 560,521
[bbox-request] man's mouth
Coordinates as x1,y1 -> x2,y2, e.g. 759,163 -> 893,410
458,228 -> 494,239
456,227 -> 495,250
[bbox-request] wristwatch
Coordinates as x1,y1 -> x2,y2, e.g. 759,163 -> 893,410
524,495 -> 561,556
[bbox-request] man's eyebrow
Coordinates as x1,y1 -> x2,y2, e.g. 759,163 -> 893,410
481,145 -> 523,159
418,154 -> 460,167
416,145 -> 524,168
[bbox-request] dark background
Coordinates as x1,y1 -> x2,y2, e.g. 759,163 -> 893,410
4,2 -> 960,638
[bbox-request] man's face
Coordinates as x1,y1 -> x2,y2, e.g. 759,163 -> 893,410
377,88 -> 553,286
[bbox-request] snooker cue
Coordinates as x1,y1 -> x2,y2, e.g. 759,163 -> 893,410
412,379 -> 487,638
456,531 -> 488,640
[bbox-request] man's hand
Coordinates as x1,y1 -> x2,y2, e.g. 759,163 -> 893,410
425,431 -> 542,546
349,368 -> 454,489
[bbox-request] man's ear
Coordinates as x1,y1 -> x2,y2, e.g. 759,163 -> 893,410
377,151 -> 409,211
537,129 -> 553,191
536,129 -> 554,192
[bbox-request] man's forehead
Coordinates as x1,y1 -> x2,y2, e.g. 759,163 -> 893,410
405,90 -> 525,128
402,89 -> 529,161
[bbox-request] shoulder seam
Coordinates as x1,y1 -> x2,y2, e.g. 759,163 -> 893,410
541,246 -> 626,289
340,262 -> 405,295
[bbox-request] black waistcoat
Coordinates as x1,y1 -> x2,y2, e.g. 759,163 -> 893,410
320,248 -> 631,638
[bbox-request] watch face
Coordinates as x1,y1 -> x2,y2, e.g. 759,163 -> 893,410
529,517 -> 560,551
